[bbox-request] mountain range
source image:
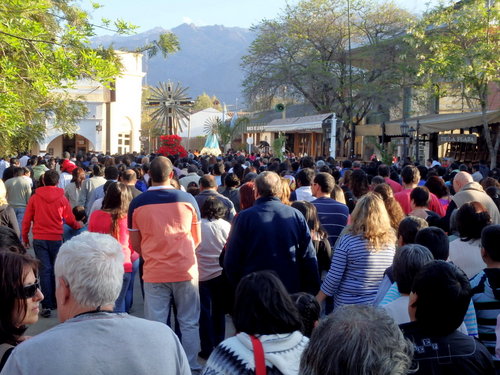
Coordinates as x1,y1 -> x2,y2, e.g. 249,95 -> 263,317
91,24 -> 256,107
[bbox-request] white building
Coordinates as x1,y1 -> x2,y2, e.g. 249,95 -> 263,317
33,51 -> 145,157
178,108 -> 224,138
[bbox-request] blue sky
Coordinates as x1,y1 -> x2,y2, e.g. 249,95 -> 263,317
86,0 -> 443,36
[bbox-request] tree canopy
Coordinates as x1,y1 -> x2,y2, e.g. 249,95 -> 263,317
0,0 -> 178,155
408,0 -> 500,168
242,0 -> 414,156
192,92 -> 223,112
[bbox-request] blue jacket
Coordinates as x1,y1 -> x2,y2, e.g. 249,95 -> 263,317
224,197 -> 320,294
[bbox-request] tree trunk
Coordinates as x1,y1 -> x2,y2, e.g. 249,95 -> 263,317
481,102 -> 496,169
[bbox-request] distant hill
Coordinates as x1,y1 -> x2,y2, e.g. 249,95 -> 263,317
91,24 -> 256,106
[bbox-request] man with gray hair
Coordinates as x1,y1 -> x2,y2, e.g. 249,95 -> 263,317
224,171 -> 320,294
1,232 -> 190,375
300,305 -> 413,375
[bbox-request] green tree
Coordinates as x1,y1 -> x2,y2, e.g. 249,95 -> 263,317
408,0 -> 500,168
242,0 -> 414,157
0,0 -> 178,155
192,92 -> 222,112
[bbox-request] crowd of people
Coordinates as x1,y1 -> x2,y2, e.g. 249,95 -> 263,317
1,150 -> 500,374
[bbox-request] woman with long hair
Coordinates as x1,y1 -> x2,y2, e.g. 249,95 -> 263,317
202,271 -> 308,375
88,182 -> 134,312
373,183 -> 405,231
291,201 -> 332,277
0,251 -> 43,370
278,177 -> 292,205
349,169 -> 370,201
317,192 -> 396,308
64,167 -> 86,208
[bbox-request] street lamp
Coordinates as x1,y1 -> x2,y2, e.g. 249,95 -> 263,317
415,120 -> 421,164
408,126 -> 416,161
400,119 -> 409,162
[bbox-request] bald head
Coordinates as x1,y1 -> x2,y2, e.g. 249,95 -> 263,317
453,171 -> 473,193
149,156 -> 173,184
255,171 -> 282,198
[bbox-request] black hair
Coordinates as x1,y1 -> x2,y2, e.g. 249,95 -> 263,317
410,186 -> 430,207
456,202 -> 491,241
313,172 -> 335,194
424,176 -> 449,199
401,165 -> 420,185
104,166 -> 119,180
232,271 -> 302,335
415,227 -> 449,260
482,225 -> 500,262
43,169 -> 59,186
377,164 -> 390,177
393,244 -> 433,295
201,196 -> 227,220
296,168 -> 315,187
224,173 -> 240,188
342,160 -> 352,169
412,260 -> 471,336
397,216 -> 428,245
290,293 -> 320,337
0,227 -> 25,254
0,251 -> 39,345
213,162 -> 225,176
417,165 -> 428,181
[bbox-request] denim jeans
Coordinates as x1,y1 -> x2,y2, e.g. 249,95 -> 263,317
33,239 -> 63,309
199,275 -> 226,357
114,272 -> 132,313
13,207 -> 26,239
144,280 -> 201,372
125,258 -> 140,313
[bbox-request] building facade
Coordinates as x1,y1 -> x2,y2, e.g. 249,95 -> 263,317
33,51 -> 145,157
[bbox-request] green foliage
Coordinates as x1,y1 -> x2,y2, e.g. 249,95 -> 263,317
408,0 -> 500,167
135,31 -> 180,58
242,0 -> 415,156
193,92 -> 222,112
0,0 -> 137,155
272,135 -> 286,160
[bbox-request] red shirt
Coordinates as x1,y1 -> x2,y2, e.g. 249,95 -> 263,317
384,177 -> 403,194
394,188 -> 446,217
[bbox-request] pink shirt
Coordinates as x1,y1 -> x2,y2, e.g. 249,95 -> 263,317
88,210 -> 133,272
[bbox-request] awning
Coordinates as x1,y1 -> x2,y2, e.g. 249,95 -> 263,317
356,110 -> 500,136
264,113 -> 333,133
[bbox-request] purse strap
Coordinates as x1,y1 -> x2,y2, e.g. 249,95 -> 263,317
250,335 -> 266,375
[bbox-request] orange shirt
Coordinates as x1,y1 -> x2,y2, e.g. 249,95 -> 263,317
128,186 -> 201,283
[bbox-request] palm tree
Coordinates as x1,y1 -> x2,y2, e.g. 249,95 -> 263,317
147,81 -> 192,135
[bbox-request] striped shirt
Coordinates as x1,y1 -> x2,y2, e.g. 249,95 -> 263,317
470,269 -> 500,357
312,197 -> 349,248
321,234 -> 395,308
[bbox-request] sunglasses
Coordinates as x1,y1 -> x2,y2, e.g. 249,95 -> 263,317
20,279 -> 41,299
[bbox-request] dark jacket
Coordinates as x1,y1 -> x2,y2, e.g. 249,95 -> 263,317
400,321 -> 494,375
195,190 -> 236,222
224,197 -> 320,294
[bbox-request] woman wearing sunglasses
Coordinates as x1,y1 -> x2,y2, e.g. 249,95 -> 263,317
0,251 -> 44,371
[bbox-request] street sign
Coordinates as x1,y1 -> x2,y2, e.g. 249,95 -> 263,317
247,137 -> 254,145
438,134 -> 477,144
139,136 -> 148,142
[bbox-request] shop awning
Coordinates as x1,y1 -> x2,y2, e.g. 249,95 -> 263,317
264,113 -> 333,133
356,110 -> 500,136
